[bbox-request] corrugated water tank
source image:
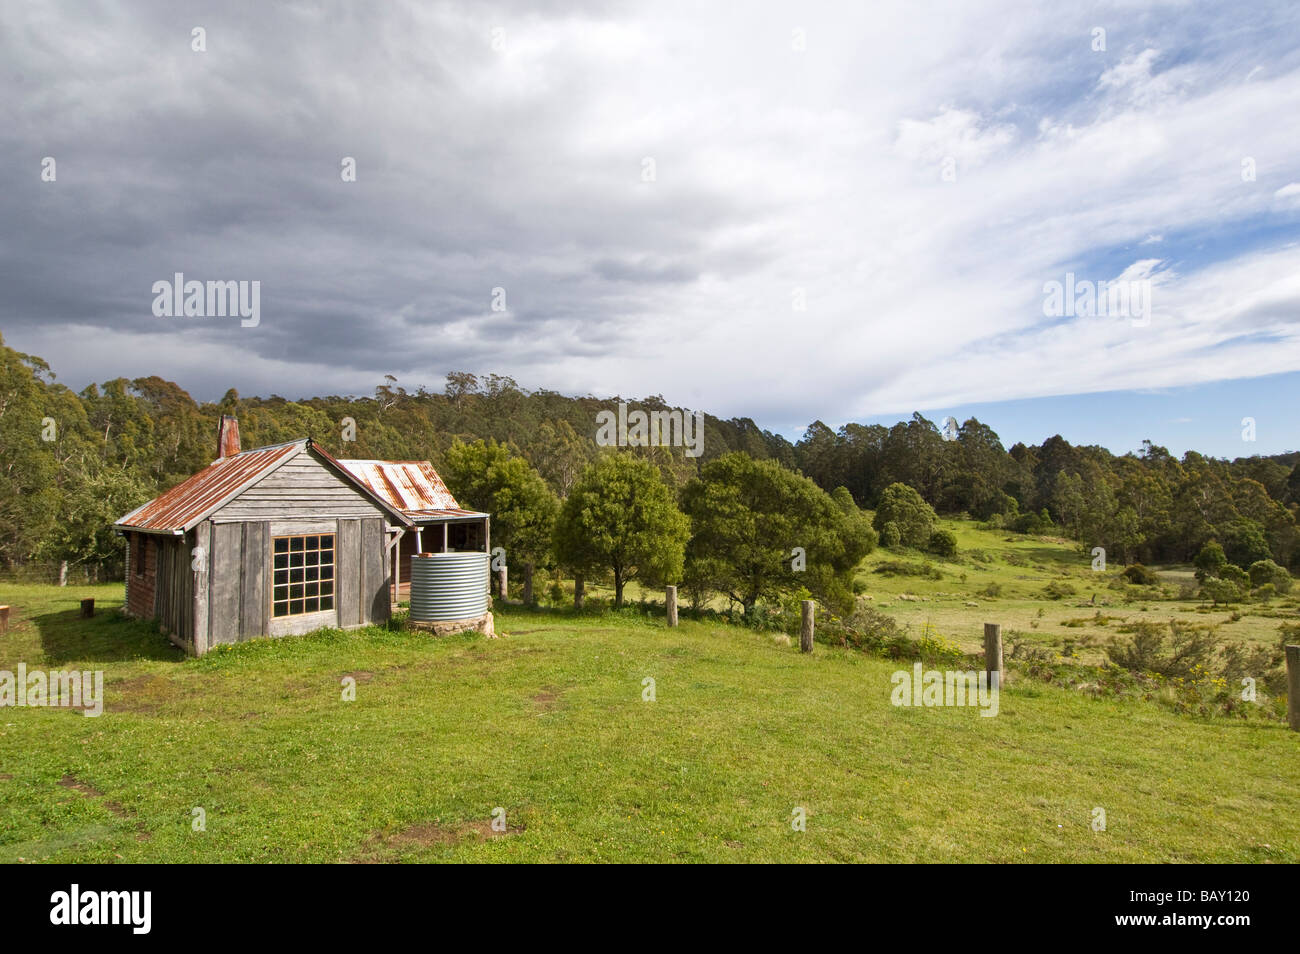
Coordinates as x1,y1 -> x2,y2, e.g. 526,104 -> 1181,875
409,551 -> 490,622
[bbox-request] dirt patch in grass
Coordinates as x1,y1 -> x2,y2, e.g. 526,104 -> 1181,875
342,670 -> 375,683
531,687 -> 563,711
112,674 -> 180,715
354,816 -> 523,861
58,775 -> 151,840
0,773 -> 13,781
58,774 -> 107,800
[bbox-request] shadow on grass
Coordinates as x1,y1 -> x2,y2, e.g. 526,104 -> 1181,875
1007,545 -> 1087,567
33,607 -> 184,665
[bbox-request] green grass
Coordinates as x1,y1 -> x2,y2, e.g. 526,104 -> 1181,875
0,577 -> 1297,863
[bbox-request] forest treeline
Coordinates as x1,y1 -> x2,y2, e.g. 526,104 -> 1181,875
1,331 -> 1297,573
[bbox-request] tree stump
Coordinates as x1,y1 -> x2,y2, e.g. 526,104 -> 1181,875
80,598 -> 95,619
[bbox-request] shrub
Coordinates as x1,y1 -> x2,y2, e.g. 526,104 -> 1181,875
826,603 -> 966,665
740,602 -> 783,631
872,560 -> 942,580
879,521 -> 902,549
1221,564 -> 1249,587
1012,508 -> 1055,535
1219,639 -> 1287,696
1200,577 -> 1241,606
1042,580 -> 1076,600
1248,559 -> 1293,593
1106,621 -> 1217,678
1121,563 -> 1159,586
928,529 -> 958,558
978,582 -> 1002,598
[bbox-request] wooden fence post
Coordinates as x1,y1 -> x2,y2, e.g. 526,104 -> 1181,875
0,605 -> 9,634
496,566 -> 508,601
574,575 -> 585,609
80,598 -> 95,619
800,600 -> 814,653
666,585 -> 678,627
1287,644 -> 1300,732
984,623 -> 1003,690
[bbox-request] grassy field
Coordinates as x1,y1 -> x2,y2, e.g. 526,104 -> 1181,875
1,524 -> 1298,863
855,518 -> 1296,662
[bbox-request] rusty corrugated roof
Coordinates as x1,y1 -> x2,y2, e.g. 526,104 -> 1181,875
116,441 -> 305,532
337,460 -> 486,521
405,507 -> 488,521
116,440 -> 416,533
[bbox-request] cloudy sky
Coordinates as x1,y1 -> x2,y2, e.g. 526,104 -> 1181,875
3,0 -> 1300,457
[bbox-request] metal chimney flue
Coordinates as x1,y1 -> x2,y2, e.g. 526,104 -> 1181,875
217,415 -> 241,459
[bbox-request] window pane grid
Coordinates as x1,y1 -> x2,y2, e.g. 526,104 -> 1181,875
272,533 -> 334,618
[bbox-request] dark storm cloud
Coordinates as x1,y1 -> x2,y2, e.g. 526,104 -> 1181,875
0,0 -> 776,399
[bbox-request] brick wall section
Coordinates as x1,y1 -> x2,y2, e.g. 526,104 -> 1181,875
125,532 -> 157,618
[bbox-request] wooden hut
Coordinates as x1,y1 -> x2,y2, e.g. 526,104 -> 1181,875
114,418 -> 414,654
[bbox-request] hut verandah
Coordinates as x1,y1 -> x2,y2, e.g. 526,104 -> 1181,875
337,459 -> 490,602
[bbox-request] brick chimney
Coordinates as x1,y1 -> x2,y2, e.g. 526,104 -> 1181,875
216,415 -> 241,459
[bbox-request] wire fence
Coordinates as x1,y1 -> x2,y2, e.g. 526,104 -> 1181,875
0,561 -> 125,586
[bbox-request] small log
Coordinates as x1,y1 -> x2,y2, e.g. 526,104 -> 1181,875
800,600 -> 814,653
666,585 -> 678,627
80,598 -> 95,619
1287,644 -> 1300,732
984,623 -> 1004,690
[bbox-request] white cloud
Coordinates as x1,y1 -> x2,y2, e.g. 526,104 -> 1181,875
895,107 -> 1017,166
